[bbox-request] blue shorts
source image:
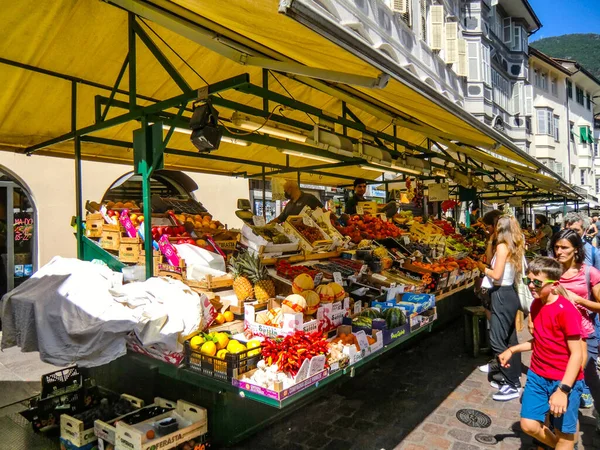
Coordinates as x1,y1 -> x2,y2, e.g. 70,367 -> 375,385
521,370 -> 583,434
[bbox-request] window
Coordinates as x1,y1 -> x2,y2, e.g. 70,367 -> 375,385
551,76 -> 558,96
567,79 -> 573,99
512,25 -> 521,52
503,17 -> 512,44
511,81 -> 522,115
525,117 -> 532,134
540,72 -> 547,91
576,86 -> 584,105
467,41 -> 480,81
492,69 -> 510,111
596,178 -> 600,194
586,93 -> 592,110
536,108 -> 554,136
581,169 -> 586,186
481,45 -> 491,85
420,0 -> 428,43
594,142 -> 599,158
580,126 -> 590,144
534,69 -> 541,88
553,115 -> 560,141
570,121 -> 575,142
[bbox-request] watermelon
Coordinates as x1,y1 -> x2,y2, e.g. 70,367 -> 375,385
352,316 -> 373,328
360,307 -> 383,319
382,307 -> 407,329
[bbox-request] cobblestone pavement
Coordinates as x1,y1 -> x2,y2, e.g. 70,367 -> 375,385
228,320 -> 600,450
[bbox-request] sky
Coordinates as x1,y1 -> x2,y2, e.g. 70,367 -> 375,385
528,0 -> 600,41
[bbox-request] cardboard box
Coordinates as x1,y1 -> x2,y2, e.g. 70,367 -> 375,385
244,299 -> 320,338
157,260 -> 186,281
58,437 -> 97,450
283,215 -> 333,253
138,251 -> 161,274
95,397 -> 173,447
115,399 -> 207,450
100,224 -> 121,251
410,307 -> 438,332
85,213 -> 104,238
61,394 -> 144,448
233,368 -> 329,402
119,237 -> 141,263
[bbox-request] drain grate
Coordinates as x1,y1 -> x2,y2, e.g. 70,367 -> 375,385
455,409 -> 492,428
474,433 -> 498,445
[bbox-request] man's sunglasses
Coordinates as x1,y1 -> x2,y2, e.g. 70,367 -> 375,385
522,277 -> 556,288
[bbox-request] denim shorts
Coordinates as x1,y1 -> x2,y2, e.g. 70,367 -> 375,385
521,370 -> 583,434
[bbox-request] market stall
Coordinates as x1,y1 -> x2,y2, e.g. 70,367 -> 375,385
0,0 -> 585,448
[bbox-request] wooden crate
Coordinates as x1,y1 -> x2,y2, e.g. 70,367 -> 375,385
85,213 -> 104,238
283,215 -> 332,253
138,250 -> 161,274
119,237 -> 141,263
100,224 -> 121,251
185,273 -> 234,291
157,260 -> 186,280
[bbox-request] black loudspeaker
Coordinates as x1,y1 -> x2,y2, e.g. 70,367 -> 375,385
190,99 -> 222,152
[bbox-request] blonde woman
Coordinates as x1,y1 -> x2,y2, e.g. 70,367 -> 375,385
477,215 -> 525,401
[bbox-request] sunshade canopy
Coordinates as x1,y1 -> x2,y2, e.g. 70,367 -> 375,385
0,0 -> 577,199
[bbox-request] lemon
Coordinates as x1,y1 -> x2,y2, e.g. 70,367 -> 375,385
190,335 -> 205,351
226,339 -> 240,353
223,311 -> 234,322
215,332 -> 229,350
230,342 -> 247,354
200,341 -> 217,356
215,313 -> 225,325
216,349 -> 230,359
246,339 -> 261,357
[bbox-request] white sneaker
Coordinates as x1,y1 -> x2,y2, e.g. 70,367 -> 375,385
492,384 -> 521,402
478,364 -> 491,373
490,380 -> 502,389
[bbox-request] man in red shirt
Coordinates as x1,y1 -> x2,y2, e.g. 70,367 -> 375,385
499,257 -> 583,450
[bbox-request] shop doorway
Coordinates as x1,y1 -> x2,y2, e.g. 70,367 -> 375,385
0,178 -> 36,298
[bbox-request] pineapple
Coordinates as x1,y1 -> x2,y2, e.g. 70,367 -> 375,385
229,253 -> 254,301
244,253 -> 276,303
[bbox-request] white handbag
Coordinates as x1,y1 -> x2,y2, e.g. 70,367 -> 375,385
515,256 -> 534,314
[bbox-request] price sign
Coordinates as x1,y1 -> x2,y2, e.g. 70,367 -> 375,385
428,183 -> 449,202
333,272 -> 343,285
343,297 -> 350,310
252,215 -> 266,227
353,301 -> 362,314
295,358 -> 310,382
356,203 -> 364,215
360,264 -> 368,275
313,272 -> 324,286
371,273 -> 387,281
308,354 -> 326,376
321,302 -> 333,317
403,236 -> 410,245
354,330 -> 370,350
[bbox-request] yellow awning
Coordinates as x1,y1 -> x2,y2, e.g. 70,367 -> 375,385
0,0 -> 576,197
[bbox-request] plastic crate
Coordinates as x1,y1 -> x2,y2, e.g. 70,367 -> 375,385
183,340 -> 263,382
41,367 -> 86,399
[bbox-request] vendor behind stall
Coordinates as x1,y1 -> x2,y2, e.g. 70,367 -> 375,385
271,180 -> 323,223
344,178 -> 367,215
344,178 -> 398,217
534,214 -> 553,256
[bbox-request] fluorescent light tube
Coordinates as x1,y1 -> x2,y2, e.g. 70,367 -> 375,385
281,149 -> 340,163
232,112 -> 308,143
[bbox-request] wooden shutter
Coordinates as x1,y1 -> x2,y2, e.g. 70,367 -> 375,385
430,5 -> 444,50
457,39 -> 467,77
445,22 -> 458,64
524,84 -> 533,116
511,82 -> 522,116
391,0 -> 408,14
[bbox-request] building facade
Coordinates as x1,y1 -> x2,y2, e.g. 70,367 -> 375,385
528,48 -> 600,199
462,0 -> 540,153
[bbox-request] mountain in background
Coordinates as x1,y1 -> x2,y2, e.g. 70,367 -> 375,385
531,34 -> 600,79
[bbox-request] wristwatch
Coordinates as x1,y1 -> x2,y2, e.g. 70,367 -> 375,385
558,384 -> 572,394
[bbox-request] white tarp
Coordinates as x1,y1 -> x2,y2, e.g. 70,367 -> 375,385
1,257 -> 202,367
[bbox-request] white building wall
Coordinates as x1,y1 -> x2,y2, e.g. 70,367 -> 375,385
0,152 -> 249,267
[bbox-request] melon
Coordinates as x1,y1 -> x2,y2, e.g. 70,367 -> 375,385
282,294 -> 307,314
360,307 -> 383,319
292,273 -> 314,294
328,282 -> 346,301
315,284 -> 334,303
382,307 -> 406,329
301,290 -> 320,315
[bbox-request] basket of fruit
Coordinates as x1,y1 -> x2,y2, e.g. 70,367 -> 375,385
283,216 -> 333,253
184,333 -> 263,382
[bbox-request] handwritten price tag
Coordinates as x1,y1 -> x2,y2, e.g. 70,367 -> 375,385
353,301 -> 362,314
354,331 -> 370,350
313,272 -> 324,286
333,272 -> 343,285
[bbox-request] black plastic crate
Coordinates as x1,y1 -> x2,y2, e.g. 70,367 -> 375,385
41,367 -> 86,399
183,340 -> 263,382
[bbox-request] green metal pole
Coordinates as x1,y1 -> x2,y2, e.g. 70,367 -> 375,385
262,69 -> 269,113
128,13 -> 137,111
142,118 -> 154,279
262,166 -> 266,221
72,81 -> 84,259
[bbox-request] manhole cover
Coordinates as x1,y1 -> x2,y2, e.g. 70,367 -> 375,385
456,409 -> 492,428
475,433 -> 498,445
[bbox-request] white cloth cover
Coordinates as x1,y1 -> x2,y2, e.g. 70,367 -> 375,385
1,257 -> 202,367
